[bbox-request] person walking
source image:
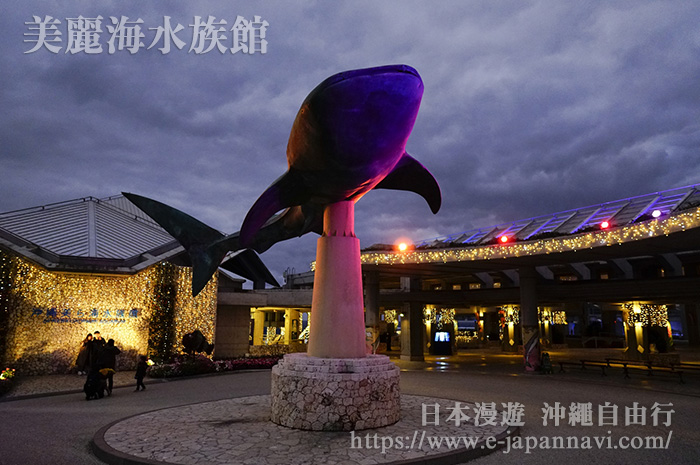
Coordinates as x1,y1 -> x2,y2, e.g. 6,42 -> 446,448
134,355 -> 147,392
75,333 -> 92,375
97,339 -> 121,395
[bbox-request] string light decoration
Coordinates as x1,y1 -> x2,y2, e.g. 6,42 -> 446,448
148,263 -> 177,363
538,308 -> 567,325
455,330 -> 479,347
360,206 -> 700,266
0,250 -> 217,374
622,303 -> 669,327
0,252 -> 12,363
422,307 -> 455,329
500,305 -> 520,326
382,309 -> 398,326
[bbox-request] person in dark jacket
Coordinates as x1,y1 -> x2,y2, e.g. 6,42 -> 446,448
90,331 -> 106,370
75,333 -> 92,375
83,368 -> 106,400
97,339 -> 121,395
134,355 -> 147,392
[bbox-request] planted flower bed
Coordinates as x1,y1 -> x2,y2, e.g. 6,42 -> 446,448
147,355 -> 281,379
0,367 -> 16,396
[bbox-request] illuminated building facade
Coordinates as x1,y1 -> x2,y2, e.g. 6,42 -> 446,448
0,196 -> 220,373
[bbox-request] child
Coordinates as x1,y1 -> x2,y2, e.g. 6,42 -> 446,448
134,355 -> 147,391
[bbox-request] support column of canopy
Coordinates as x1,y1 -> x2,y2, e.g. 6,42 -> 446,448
520,267 -> 541,371
685,303 -> 700,347
400,276 -> 425,362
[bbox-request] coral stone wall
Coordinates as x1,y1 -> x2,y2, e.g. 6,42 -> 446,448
0,252 -> 217,374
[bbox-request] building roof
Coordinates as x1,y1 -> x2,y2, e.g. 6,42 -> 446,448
0,195 -> 184,273
359,182 -> 700,293
0,195 -> 280,287
415,183 -> 700,249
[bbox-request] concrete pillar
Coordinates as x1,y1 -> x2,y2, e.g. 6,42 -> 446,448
483,309 -> 500,343
684,304 -> 700,347
400,302 -> 425,361
253,309 -> 265,346
623,304 -> 647,361
501,306 -> 520,353
520,267 -> 541,371
540,307 -> 551,349
364,270 -> 380,327
400,276 -> 424,361
214,305 -> 253,358
285,309 -> 301,344
307,201 -> 366,358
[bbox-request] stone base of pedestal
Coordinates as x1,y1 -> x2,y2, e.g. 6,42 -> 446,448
270,353 -> 400,431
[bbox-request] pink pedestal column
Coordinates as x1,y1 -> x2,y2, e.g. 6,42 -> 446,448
307,201 -> 367,358
271,200 -> 401,430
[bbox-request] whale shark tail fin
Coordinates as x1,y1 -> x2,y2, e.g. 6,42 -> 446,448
239,169 -> 311,248
374,152 -> 442,214
122,192 -> 237,296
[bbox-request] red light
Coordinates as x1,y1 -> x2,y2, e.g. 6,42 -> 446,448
500,235 -> 508,243
600,221 -> 610,229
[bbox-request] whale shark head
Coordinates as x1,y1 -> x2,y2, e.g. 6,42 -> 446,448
239,65 -> 439,248
286,64 -> 424,180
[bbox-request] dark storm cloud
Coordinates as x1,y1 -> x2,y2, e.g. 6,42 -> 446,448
2,0 -> 700,284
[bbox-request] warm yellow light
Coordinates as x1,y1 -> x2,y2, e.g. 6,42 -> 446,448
0,252 -> 217,374
398,242 -> 408,252
361,206 -> 700,268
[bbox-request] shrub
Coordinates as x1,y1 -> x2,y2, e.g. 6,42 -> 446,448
147,355 -> 280,379
0,367 -> 16,396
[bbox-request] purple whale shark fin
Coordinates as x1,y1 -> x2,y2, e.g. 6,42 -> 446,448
245,204 -> 323,253
239,169 -> 311,248
374,152 -> 442,214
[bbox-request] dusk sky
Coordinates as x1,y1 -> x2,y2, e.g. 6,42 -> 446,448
2,1 -> 700,284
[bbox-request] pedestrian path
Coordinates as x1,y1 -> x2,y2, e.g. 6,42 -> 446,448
2,370 -> 138,399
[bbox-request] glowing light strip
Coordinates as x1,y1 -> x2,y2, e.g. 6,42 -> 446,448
361,207 -> 700,266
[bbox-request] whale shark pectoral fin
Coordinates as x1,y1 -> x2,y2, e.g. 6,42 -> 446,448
374,152 -> 442,214
122,192 -> 232,296
122,193 -> 224,247
239,169 -> 311,248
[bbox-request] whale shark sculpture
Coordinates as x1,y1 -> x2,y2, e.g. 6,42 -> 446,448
124,64 -> 440,296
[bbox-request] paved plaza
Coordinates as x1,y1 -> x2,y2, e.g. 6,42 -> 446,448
1,348 -> 700,465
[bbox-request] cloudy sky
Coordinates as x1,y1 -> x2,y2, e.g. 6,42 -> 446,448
2,1 -> 700,284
